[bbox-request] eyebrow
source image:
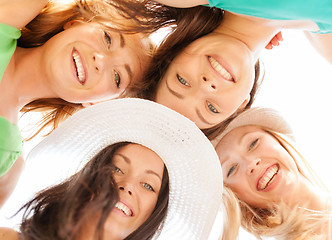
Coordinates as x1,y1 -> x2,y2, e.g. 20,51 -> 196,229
195,108 -> 214,126
165,78 -> 185,99
125,64 -> 133,85
116,153 -> 162,181
120,34 -> 125,48
239,131 -> 252,145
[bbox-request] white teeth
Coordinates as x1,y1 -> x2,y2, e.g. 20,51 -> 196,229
258,165 -> 279,190
208,56 -> 233,81
72,50 -> 86,84
115,202 -> 132,216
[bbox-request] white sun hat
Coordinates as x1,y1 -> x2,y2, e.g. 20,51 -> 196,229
27,98 -> 223,240
211,107 -> 294,147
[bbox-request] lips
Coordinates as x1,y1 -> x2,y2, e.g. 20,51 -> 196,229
72,48 -> 86,85
115,201 -> 133,217
208,56 -> 235,82
257,164 -> 279,191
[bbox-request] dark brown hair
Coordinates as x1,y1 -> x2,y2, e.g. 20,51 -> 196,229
19,0 -> 182,140
136,6 -> 263,140
19,142 -> 169,240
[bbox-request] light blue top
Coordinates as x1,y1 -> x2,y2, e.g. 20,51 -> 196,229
207,0 -> 332,33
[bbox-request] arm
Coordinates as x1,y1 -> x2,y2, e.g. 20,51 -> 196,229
0,0 -> 48,29
0,228 -> 19,240
0,155 -> 24,209
153,0 -> 209,8
304,31 -> 332,65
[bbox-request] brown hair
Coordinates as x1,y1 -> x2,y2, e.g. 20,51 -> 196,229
137,6 -> 263,140
137,6 -> 225,100
19,142 -> 169,240
19,0 -> 183,140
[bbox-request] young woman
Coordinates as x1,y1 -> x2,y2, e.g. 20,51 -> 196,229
1,142 -> 169,240
138,6 -> 262,140
0,98 -> 223,240
0,0 -> 180,206
139,1 -> 332,139
213,108 -> 332,240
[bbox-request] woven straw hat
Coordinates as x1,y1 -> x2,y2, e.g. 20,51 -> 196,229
211,107 -> 294,147
28,98 -> 223,240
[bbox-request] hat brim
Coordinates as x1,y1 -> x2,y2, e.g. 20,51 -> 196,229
28,98 -> 223,240
211,107 -> 294,147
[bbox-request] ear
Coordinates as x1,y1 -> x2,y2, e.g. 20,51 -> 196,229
63,19 -> 84,30
81,102 -> 95,108
238,94 -> 251,110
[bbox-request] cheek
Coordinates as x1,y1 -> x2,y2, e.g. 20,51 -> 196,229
139,193 -> 158,221
225,177 -> 254,201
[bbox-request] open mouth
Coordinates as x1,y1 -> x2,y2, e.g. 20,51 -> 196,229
257,164 -> 279,191
115,201 -> 133,216
72,49 -> 86,85
208,56 -> 234,82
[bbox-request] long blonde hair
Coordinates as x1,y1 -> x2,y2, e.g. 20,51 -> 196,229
221,129 -> 332,240
19,0 -> 180,139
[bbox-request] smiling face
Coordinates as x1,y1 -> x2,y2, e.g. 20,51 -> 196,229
103,144 -> 164,239
39,21 -> 149,104
155,33 -> 255,129
216,126 -> 301,208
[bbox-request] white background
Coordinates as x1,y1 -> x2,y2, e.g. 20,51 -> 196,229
1,29 -> 332,239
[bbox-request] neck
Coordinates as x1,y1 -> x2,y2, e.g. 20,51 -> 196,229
0,46 -> 56,114
290,177 -> 330,212
213,12 -> 280,60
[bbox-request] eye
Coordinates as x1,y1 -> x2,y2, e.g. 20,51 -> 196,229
114,70 -> 121,88
113,166 -> 123,174
207,102 -> 219,114
142,183 -> 155,192
176,74 -> 190,86
104,31 -> 112,48
249,138 -> 259,151
227,164 -> 237,177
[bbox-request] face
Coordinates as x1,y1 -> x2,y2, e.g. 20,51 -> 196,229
40,21 -> 149,103
103,144 -> 164,239
155,33 -> 255,129
216,126 -> 301,208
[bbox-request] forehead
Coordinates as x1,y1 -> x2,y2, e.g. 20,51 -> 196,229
115,144 -> 163,166
216,125 -> 264,152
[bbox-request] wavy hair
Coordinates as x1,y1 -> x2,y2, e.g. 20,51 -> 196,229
221,129 -> 331,240
19,142 -> 169,240
136,6 -> 263,140
19,0 -> 183,140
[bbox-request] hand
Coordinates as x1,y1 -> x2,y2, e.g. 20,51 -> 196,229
265,32 -> 283,50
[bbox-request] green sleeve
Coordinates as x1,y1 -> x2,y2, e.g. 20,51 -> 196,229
0,117 -> 23,177
0,23 -> 21,81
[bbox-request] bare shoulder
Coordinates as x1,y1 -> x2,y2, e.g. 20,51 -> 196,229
0,227 -> 19,240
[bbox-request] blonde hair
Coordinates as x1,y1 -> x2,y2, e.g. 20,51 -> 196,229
221,128 -> 332,240
19,0 -> 178,139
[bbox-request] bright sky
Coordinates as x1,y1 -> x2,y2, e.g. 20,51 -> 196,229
1,29 -> 332,239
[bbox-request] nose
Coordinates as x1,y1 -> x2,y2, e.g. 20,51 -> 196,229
246,158 -> 261,175
201,75 -> 218,91
93,52 -> 107,73
93,51 -> 126,71
118,181 -> 135,196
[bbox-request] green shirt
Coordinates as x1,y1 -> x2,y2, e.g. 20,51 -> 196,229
0,23 -> 23,177
207,0 -> 332,33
